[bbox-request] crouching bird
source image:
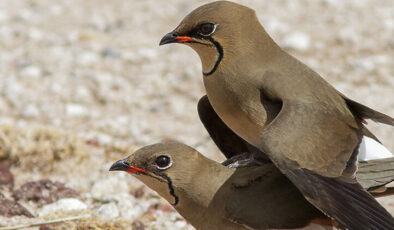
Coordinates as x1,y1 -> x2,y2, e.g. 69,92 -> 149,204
159,1 -> 394,229
110,142 -> 394,230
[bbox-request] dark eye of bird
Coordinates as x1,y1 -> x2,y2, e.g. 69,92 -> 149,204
199,23 -> 215,36
155,155 -> 171,169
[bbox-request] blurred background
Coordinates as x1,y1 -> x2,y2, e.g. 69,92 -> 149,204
0,0 -> 393,229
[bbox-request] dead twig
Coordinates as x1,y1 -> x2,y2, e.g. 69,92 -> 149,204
0,214 -> 91,230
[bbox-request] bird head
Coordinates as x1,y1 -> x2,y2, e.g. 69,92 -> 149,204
159,1 -> 270,76
109,142 -> 206,206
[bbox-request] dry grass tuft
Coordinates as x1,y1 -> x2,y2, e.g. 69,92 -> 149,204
0,124 -> 88,173
41,213 -> 134,230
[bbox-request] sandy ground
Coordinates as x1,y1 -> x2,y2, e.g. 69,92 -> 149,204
0,0 -> 393,229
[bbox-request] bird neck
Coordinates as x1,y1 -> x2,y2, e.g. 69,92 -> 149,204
223,21 -> 282,76
173,160 -> 236,229
183,160 -> 234,207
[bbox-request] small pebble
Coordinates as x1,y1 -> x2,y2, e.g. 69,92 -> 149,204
66,104 -> 88,117
282,32 -> 311,51
19,66 -> 42,79
97,202 -> 119,218
39,198 -> 87,216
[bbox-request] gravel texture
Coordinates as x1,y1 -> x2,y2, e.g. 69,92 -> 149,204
0,0 -> 393,229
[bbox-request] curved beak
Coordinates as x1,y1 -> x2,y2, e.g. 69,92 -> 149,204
109,158 -> 148,174
159,32 -> 193,46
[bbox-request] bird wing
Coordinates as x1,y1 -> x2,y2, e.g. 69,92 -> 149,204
284,168 -> 394,230
258,82 -> 394,228
215,158 -> 394,230
211,163 -> 323,229
259,99 -> 361,177
198,95 -> 268,160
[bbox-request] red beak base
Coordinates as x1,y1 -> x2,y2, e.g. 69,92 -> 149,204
159,32 -> 194,46
126,166 -> 148,174
175,36 -> 194,43
109,159 -> 148,174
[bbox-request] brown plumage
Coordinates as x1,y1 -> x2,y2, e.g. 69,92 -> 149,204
110,143 -> 394,230
159,1 -> 394,229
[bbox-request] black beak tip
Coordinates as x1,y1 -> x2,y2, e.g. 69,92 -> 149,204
159,32 -> 178,46
109,159 -> 130,171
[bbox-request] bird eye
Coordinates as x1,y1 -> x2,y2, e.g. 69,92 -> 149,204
155,155 -> 172,170
198,23 -> 216,36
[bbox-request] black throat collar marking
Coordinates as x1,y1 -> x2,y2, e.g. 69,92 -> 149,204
159,173 -> 179,206
203,37 -> 223,76
141,171 -> 179,206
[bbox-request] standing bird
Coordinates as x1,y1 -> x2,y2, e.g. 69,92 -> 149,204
110,143 -> 394,230
159,1 -> 394,229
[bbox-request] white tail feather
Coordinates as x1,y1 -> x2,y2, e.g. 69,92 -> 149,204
358,136 -> 393,161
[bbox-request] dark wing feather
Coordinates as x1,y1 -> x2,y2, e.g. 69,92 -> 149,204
342,95 -> 394,126
214,160 -> 394,229
210,164 -> 323,229
341,94 -> 393,143
285,168 -> 394,230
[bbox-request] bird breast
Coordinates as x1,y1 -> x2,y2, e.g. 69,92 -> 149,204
203,73 -> 267,145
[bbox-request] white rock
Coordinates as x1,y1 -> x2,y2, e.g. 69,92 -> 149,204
383,19 -> 394,30
78,51 -> 99,66
18,9 -> 33,21
22,104 -> 40,118
91,176 -> 130,199
19,66 -> 42,78
97,203 -> 119,218
174,220 -> 187,228
338,28 -> 359,43
75,86 -> 92,100
265,18 -> 287,33
105,193 -> 149,220
90,15 -> 106,30
96,73 -> 113,85
282,32 -> 311,51
356,58 -> 375,71
116,116 -> 130,126
67,30 -> 80,43
4,79 -> 23,94
0,10 -> 7,22
137,48 -> 157,60
66,103 -> 88,117
372,55 -> 389,65
122,51 -> 136,62
51,82 -> 63,94
39,198 -> 87,216
49,5 -> 63,15
29,28 -> 43,41
96,132 -> 113,145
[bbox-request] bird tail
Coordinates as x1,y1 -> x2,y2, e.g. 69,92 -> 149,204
358,157 -> 394,197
